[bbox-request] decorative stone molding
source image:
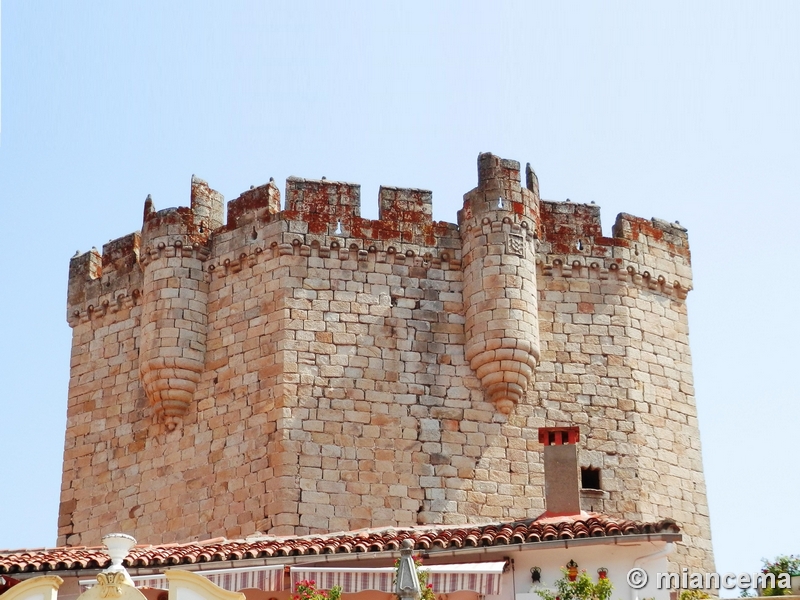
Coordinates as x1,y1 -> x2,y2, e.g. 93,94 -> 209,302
0,576 -> 63,600
165,570 -> 245,600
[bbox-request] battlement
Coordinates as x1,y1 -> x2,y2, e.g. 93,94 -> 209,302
537,200 -> 692,295
459,153 -> 540,229
66,176 -> 456,322
280,176 -> 440,247
66,156 -> 694,323
539,200 -> 689,259
67,232 -> 142,320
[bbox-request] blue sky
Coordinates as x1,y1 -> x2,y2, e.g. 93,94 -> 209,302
1,1 -> 798,590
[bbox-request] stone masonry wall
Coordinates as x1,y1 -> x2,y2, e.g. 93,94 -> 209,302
59,154 -> 713,576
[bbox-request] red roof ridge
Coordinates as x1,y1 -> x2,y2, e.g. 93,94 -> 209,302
241,522 -> 493,544
197,538 -> 229,547
0,546 -> 93,555
534,510 -> 598,523
0,515 -> 681,575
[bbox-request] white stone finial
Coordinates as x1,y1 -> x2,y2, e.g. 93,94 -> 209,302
101,533 -> 137,586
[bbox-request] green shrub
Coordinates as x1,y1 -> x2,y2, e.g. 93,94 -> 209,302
761,555 -> 800,596
534,569 -> 613,600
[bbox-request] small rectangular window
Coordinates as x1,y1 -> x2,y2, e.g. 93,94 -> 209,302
581,467 -> 601,490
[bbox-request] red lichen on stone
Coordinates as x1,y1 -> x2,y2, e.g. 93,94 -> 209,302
226,181 -> 281,229
613,213 -> 690,261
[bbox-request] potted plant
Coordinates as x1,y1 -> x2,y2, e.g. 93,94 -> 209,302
293,580 -> 342,600
759,555 -> 800,596
534,568 -> 613,600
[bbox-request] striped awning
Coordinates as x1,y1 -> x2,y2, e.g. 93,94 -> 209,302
79,565 -> 285,593
289,563 -> 505,596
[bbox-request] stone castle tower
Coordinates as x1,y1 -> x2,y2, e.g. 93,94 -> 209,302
61,153 -> 713,574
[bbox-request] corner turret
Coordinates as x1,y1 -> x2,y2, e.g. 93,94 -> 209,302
458,153 -> 541,414
137,177 -> 219,430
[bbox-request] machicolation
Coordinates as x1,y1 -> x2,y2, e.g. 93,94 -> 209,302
61,153 -> 712,576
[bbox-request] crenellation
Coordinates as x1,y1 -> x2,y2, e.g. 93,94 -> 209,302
100,232 -> 140,275
59,152 -> 714,578
66,234 -> 143,324
537,201 -> 693,296
613,213 -> 690,255
377,186 -> 434,245
190,175 -> 224,231
67,248 -> 102,310
284,176 -> 361,236
539,200 -> 605,255
226,179 -> 281,230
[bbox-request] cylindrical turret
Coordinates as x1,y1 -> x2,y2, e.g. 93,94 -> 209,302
459,153 -> 541,414
138,178 -> 220,429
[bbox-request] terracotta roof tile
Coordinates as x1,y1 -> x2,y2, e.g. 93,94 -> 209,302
0,515 -> 680,575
